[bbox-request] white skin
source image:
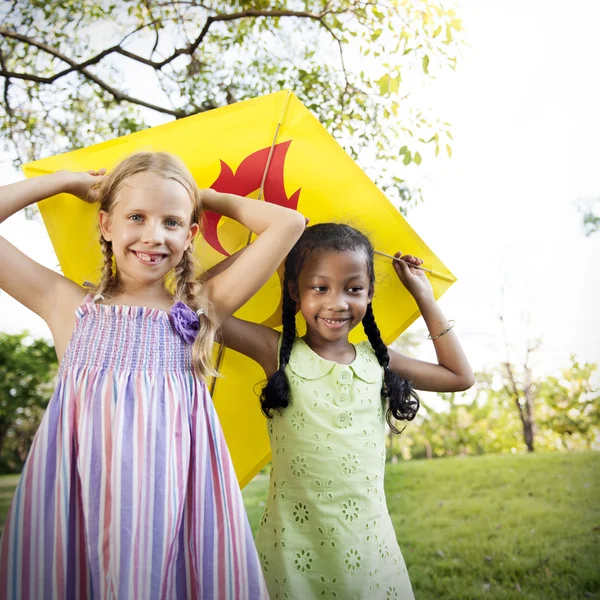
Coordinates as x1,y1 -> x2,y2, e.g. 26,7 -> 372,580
220,247 -> 475,392
0,168 -> 306,362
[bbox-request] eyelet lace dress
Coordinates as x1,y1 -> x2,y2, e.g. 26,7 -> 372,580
255,338 -> 414,600
0,297 -> 268,600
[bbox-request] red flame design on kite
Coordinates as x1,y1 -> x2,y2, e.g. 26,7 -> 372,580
202,140 -> 301,256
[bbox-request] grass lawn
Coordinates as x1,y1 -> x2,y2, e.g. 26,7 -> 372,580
243,452 -> 600,600
2,452 -> 598,599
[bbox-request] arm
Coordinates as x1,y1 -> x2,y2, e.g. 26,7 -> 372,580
220,316 -> 280,377
200,189 -> 305,324
387,252 -> 475,392
0,170 -> 103,335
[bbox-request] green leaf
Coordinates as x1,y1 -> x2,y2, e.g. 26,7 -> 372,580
376,74 -> 391,95
446,144 -> 453,158
414,152 -> 422,165
422,55 -> 430,74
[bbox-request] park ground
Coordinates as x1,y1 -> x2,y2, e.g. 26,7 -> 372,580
2,451 -> 599,599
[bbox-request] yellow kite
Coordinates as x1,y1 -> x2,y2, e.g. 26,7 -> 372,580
23,91 -> 455,487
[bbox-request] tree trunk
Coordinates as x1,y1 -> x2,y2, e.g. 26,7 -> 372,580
523,418 -> 535,452
522,367 -> 536,452
425,439 -> 432,460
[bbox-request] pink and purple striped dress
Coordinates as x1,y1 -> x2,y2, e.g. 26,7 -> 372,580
0,297 -> 268,599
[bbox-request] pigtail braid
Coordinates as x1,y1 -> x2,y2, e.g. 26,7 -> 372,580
173,246 -> 219,380
260,267 -> 297,417
92,237 -> 120,299
362,302 -> 420,432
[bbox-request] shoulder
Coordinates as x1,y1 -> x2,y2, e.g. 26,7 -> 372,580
351,341 -> 383,384
285,338 -> 335,381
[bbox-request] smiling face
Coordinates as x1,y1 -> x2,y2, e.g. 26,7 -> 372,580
98,171 -> 199,291
292,249 -> 373,345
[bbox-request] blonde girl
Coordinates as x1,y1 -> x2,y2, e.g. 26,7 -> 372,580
0,152 -> 305,599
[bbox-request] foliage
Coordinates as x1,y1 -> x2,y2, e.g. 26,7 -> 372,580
390,356 -> 600,460
0,332 -> 57,473
537,357 -> 600,450
0,0 -> 465,210
579,198 -> 600,237
242,452 -> 600,599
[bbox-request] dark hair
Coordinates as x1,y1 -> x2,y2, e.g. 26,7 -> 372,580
260,222 -> 419,433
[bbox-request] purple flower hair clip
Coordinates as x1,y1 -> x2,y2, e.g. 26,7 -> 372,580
170,301 -> 204,344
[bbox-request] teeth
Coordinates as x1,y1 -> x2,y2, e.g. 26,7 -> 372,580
135,252 -> 163,263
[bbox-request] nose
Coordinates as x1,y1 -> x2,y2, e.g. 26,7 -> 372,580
141,220 -> 164,244
327,291 -> 349,312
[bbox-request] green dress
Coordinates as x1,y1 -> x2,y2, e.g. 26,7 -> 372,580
256,338 -> 414,600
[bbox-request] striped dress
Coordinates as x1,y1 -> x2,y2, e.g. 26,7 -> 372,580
0,298 -> 268,600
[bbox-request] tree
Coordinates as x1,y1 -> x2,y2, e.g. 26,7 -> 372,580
537,356 -> 599,450
0,0 -> 464,210
0,332 -> 57,472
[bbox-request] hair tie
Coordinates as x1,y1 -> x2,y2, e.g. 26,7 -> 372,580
93,293 -> 105,304
196,308 -> 205,317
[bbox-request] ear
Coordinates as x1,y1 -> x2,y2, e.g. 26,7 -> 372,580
98,210 -> 112,242
288,281 -> 299,302
368,287 -> 374,302
184,222 -> 200,251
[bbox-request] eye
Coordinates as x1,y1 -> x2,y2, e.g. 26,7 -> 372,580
165,219 -> 181,228
348,286 -> 364,293
312,285 -> 328,293
128,214 -> 143,222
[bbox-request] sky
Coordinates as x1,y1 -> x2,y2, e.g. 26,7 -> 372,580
0,0 -> 599,377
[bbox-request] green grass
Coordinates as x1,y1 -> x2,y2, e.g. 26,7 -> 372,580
0,474 -> 19,531
2,452 -> 599,599
242,452 -> 600,600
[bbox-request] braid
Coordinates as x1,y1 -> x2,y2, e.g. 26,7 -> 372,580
258,222 -> 420,429
93,237 -> 119,299
260,266 -> 297,417
362,303 -> 420,433
173,247 -> 202,309
172,245 -> 219,381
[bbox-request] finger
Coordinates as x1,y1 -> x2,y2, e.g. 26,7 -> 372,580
393,250 -> 402,259
403,255 -> 423,267
394,258 -> 412,275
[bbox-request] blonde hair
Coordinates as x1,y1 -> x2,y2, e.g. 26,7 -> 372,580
89,151 -> 218,380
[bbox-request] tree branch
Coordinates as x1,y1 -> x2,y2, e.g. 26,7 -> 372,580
0,7 -> 332,118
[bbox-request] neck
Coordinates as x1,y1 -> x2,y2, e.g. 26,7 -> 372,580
303,330 -> 356,364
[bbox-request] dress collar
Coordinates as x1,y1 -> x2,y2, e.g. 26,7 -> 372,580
286,338 -> 381,383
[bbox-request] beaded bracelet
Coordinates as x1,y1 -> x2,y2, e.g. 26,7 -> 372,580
428,320 -> 455,340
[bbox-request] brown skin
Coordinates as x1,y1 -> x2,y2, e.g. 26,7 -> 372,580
290,249 -> 373,364
220,248 -> 475,392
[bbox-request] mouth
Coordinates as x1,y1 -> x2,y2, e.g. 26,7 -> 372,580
131,250 -> 168,265
318,316 -> 351,329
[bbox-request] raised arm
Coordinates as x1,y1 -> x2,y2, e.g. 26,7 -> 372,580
201,189 -> 305,324
387,252 -> 475,392
0,171 -> 103,350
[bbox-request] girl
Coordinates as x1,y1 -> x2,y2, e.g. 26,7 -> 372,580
0,152 -> 305,599
220,223 -> 474,599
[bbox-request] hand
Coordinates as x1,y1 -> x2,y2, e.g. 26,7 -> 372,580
392,251 -> 434,302
63,169 -> 106,203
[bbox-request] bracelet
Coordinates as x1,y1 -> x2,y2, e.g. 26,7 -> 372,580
428,320 -> 455,340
